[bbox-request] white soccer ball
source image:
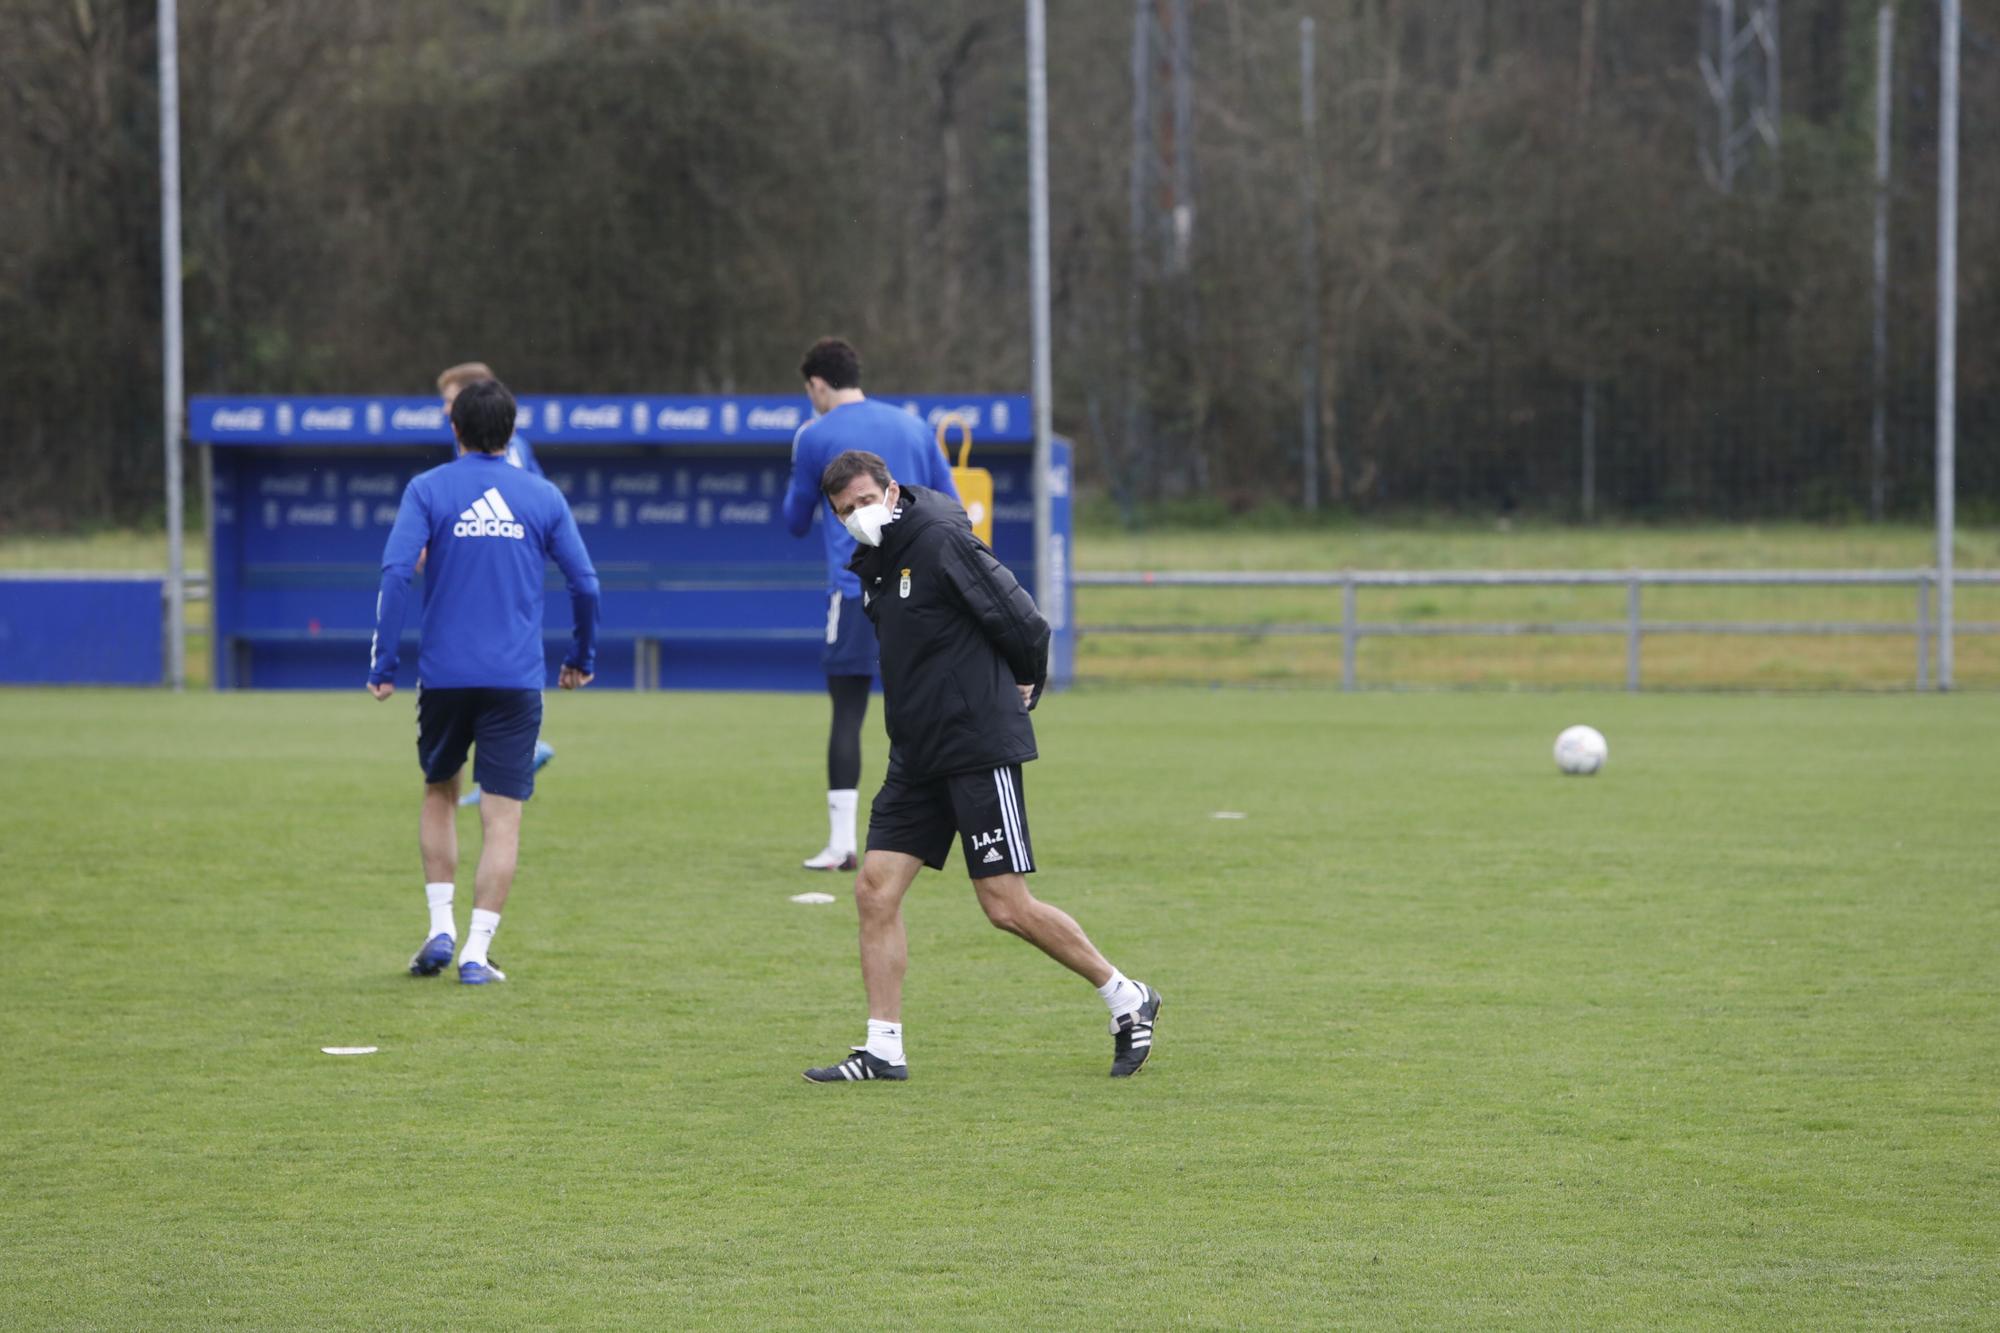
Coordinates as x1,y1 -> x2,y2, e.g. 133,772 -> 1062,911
1553,725 -> 1608,776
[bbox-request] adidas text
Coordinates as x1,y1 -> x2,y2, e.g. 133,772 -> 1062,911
454,487 -> 526,540
454,516 -> 525,539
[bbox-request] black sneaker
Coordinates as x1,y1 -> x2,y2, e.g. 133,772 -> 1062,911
803,1047 -> 909,1083
1109,983 -> 1162,1077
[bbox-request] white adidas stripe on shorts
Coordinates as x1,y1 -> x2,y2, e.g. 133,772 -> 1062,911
993,766 -> 1032,873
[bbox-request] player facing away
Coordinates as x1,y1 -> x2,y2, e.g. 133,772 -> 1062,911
368,378 -> 600,984
781,338 -> 959,873
435,362 -> 555,806
803,450 -> 1161,1082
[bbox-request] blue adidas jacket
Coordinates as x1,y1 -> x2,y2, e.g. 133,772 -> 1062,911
370,451 -> 599,689
782,399 -> 959,598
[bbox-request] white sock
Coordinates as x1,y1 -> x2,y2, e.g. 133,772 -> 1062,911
828,789 -> 859,856
425,882 -> 455,939
461,908 -> 500,966
864,1018 -> 905,1066
1097,968 -> 1145,1018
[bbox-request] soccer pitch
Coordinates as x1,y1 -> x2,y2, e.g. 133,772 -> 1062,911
2,687 -> 1994,1327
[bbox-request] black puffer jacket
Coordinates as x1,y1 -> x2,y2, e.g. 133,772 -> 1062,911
848,484 -> 1051,782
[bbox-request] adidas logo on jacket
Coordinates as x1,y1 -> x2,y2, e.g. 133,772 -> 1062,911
453,487 -> 526,540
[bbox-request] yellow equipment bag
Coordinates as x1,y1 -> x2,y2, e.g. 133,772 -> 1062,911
936,412 -> 994,547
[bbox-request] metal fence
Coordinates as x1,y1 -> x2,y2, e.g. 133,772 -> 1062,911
1075,569 -> 2000,690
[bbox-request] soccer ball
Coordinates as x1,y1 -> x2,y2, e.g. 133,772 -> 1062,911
1553,725 -> 1608,776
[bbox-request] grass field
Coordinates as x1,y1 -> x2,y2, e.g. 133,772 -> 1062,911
3,687 -> 1996,1327
8,520 -> 1998,689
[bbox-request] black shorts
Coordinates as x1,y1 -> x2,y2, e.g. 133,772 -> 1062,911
416,687 -> 544,800
867,764 -> 1035,879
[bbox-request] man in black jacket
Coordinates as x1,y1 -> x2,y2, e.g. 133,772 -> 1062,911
802,450 -> 1161,1082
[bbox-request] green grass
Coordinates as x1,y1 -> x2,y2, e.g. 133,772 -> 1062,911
1076,516 -> 2000,573
1073,521 -> 2000,689
0,527 -> 209,574
2,688 -> 1996,1327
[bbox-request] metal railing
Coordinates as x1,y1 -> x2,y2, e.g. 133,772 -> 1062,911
1075,569 -> 2000,690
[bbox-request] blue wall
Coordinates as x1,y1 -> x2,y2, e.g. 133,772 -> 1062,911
0,578 -> 164,685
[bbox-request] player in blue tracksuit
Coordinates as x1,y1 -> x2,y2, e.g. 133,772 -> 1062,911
437,362 -> 549,804
783,338 -> 960,872
369,377 -> 600,985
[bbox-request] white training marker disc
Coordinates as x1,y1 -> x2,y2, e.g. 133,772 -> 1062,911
1210,811 -> 1248,820
321,1046 -> 379,1056
790,892 -> 838,905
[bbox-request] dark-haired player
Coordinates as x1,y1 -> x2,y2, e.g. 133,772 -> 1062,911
435,362 -> 554,804
781,338 -> 959,872
368,378 -> 600,984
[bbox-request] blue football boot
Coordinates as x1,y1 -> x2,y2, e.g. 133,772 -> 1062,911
458,959 -> 507,985
409,933 -> 454,977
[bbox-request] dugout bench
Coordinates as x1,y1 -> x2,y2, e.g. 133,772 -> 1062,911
192,394 -> 1075,692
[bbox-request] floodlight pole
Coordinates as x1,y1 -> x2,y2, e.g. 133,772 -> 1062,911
1299,16 -> 1321,514
1869,3 -> 1894,522
1936,0 -> 1959,690
159,0 -> 187,690
1027,0 -> 1054,615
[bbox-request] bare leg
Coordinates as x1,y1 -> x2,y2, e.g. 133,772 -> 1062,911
854,850 -> 924,1022
972,874 -> 1114,987
421,777 -> 460,884
473,792 -> 522,914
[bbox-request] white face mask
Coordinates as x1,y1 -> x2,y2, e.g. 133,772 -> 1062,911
842,502 -> 894,548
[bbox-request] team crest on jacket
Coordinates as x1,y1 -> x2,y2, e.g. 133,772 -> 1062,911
899,568 -> 912,598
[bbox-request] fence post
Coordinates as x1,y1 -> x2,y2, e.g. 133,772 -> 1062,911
1625,575 -> 1642,692
1916,573 -> 1932,692
1340,573 -> 1357,691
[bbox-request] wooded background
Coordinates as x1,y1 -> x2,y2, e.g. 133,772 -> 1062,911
2,0 -> 1994,525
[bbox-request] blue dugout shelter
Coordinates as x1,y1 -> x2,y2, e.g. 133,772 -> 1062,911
192,393 -> 1074,692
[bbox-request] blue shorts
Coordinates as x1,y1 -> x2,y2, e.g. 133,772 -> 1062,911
821,591 -> 878,678
416,687 -> 544,800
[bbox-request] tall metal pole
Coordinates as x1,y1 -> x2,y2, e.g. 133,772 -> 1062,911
1869,2 -> 1894,522
1027,0 -> 1054,614
1168,0 -> 1195,274
1299,16 -> 1321,513
1936,0 -> 1959,689
1123,0 -> 1150,511
1717,0 -> 1736,191
159,0 -> 186,691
